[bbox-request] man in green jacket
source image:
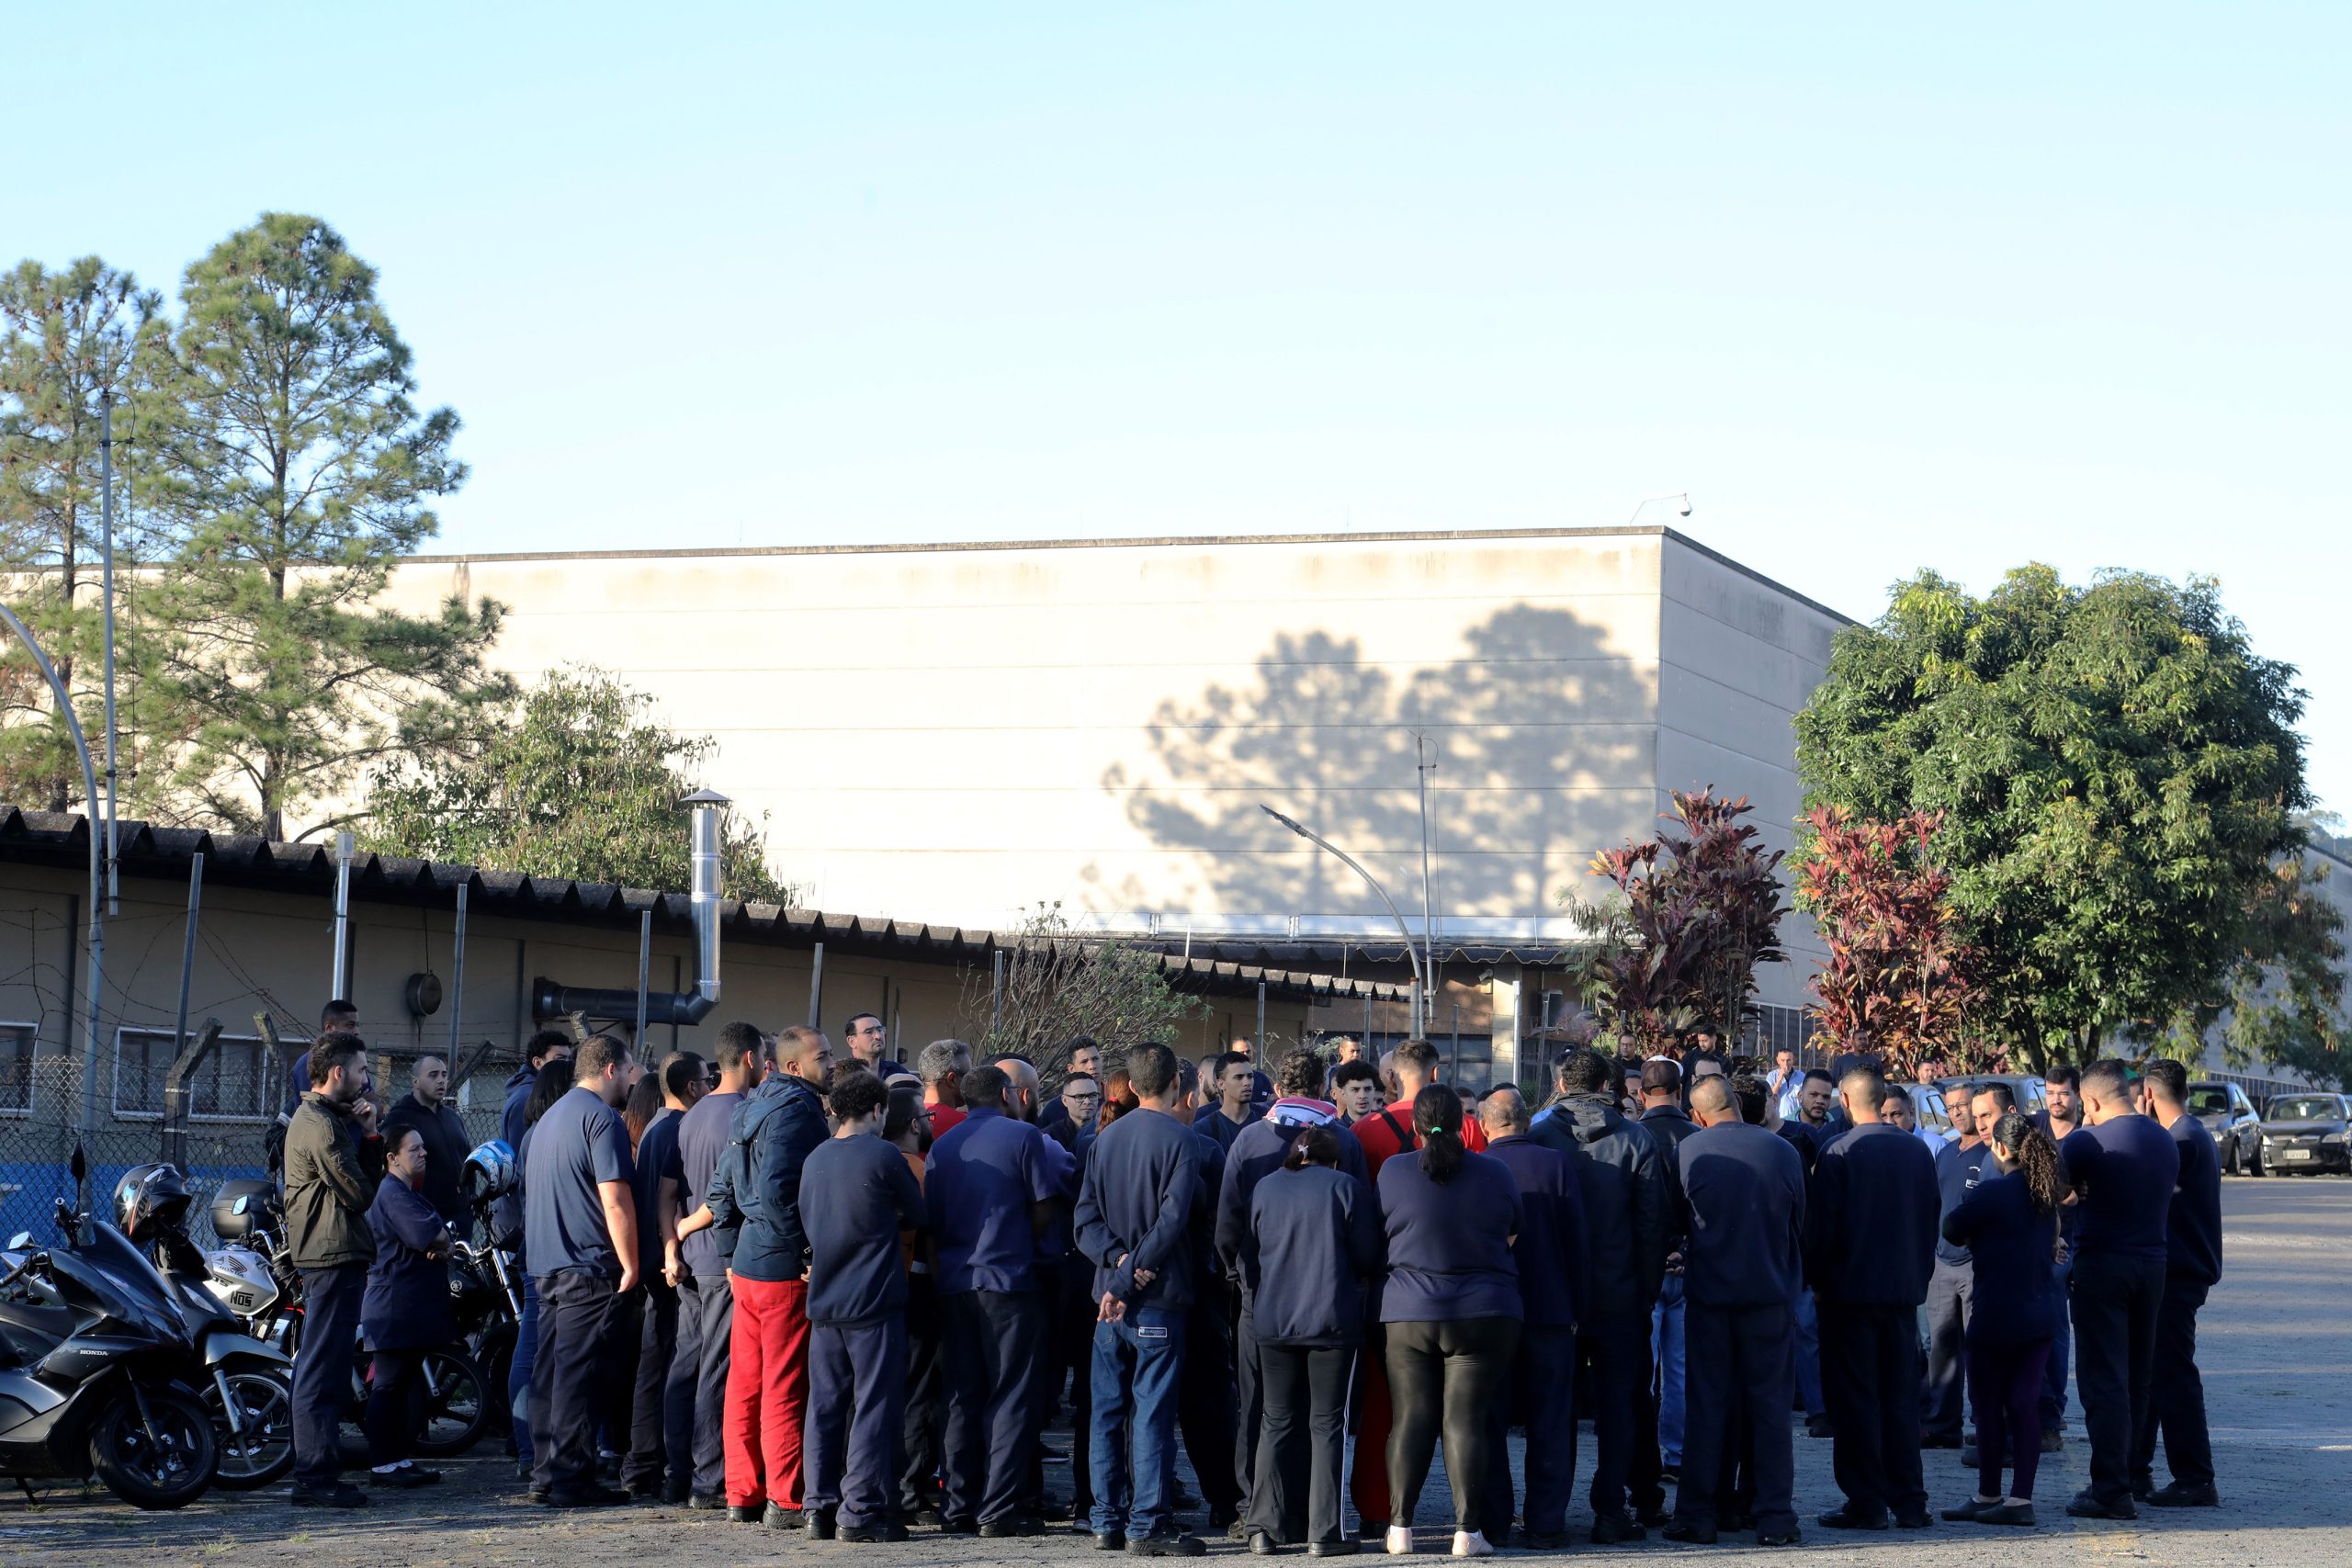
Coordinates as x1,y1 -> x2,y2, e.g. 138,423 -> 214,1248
283,1032 -> 385,1508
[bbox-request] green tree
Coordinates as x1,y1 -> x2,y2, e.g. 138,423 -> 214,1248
0,257 -> 159,808
362,665 -> 793,903
140,214 -> 506,839
1795,565 -> 2316,1070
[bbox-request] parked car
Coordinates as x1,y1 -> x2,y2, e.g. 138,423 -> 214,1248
1898,1083 -> 1958,1145
2187,1081 -> 2265,1176
2258,1093 -> 2352,1176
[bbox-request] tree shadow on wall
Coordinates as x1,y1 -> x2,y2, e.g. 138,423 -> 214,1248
1099,604 -> 1654,924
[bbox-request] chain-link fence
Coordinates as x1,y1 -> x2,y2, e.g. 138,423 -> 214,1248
0,1040 -> 514,1252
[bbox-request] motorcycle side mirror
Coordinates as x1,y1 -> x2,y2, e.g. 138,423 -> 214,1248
6,1232 -> 28,1250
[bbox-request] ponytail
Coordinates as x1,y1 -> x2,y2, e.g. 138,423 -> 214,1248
1411,1085 -> 1465,1183
1284,1124 -> 1341,1172
1995,1111 -> 2065,1216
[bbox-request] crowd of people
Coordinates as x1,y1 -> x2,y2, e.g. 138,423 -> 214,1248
274,1006 -> 2227,1555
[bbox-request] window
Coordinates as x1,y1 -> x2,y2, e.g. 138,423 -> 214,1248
112,1029 -> 278,1122
0,1024 -> 34,1115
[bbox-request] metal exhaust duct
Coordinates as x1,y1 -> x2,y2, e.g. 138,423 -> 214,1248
531,789 -> 728,1029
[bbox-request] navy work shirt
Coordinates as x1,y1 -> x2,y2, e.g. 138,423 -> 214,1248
524,1086 -> 633,1280
1805,1121 -> 1940,1307
2061,1115 -> 2178,1264
1485,1134 -> 1589,1329
925,1105 -> 1063,1294
1942,1169 -> 2063,1346
1215,1112 -> 1370,1292
2163,1111 -> 2222,1285
1193,1102 -> 1260,1156
676,1088 -> 741,1276
1678,1120 -> 1807,1309
803,1132 -> 928,1324
1375,1150 -> 1522,1324
1075,1107 -> 1203,1309
1933,1135 -> 1996,1266
1247,1164 -> 1381,1347
499,1064 -> 537,1154
631,1106 -> 685,1283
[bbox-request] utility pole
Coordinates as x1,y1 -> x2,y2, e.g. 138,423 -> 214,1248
99,394 -> 120,912
1416,732 -> 1437,1024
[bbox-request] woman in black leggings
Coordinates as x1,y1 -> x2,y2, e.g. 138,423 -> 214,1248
1939,1111 -> 2067,1527
1246,1123 -> 1384,1554
1376,1086 -> 1523,1557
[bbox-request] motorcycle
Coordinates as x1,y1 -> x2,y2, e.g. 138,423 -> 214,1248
117,1166 -> 296,1491
0,1147 -> 218,1509
203,1179 -> 491,1458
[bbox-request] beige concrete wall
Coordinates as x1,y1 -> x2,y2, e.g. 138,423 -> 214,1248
1654,536 -> 1844,1010
382,529 -> 1699,943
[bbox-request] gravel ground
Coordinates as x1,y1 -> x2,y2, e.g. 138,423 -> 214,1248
5,1172 -> 2347,1567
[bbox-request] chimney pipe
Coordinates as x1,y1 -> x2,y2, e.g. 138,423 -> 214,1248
531,790 -> 729,1028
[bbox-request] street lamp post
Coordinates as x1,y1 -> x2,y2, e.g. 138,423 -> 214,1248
1261,803 -> 1427,1034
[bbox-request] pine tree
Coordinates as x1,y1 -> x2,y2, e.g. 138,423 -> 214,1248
139,214 -> 508,838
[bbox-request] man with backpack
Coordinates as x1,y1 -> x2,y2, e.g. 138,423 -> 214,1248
717,1025 -> 833,1529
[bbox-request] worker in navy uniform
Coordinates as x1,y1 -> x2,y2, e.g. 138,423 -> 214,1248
1804,1065 -> 1940,1532
1075,1043 -> 1207,1556
1039,1037 -> 1103,1134
1169,1057 -> 1241,1536
2132,1059 -> 2223,1508
1923,1085 -> 1994,1449
801,1069 -> 929,1541
522,1034 -> 644,1508
1215,1049 -> 1369,1528
1661,1076 -> 1805,1548
1475,1087 -> 1589,1549
1194,1051 -> 1261,1154
1529,1047 -> 1666,1545
1630,1058 -> 1700,1522
503,1029 -> 574,1150
926,1062 -> 1067,1536
2058,1058 -> 2179,1520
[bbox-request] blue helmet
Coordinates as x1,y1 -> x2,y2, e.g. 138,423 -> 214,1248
461,1139 -> 517,1207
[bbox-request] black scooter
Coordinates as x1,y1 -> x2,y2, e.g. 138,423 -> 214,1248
0,1148 -> 218,1509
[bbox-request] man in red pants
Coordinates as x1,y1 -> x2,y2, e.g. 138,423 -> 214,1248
721,1025 -> 834,1530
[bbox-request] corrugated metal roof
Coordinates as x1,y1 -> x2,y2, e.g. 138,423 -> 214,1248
0,807 -> 1409,1006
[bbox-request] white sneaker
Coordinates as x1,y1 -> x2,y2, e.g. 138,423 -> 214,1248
1450,1531 -> 1492,1558
1385,1526 -> 1413,1555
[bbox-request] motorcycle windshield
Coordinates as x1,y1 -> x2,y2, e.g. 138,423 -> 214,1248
55,1224 -> 193,1348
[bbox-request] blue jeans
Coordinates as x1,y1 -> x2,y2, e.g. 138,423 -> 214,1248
2041,1255 -> 2073,1430
1651,1276 -> 1687,1465
508,1272 -> 539,1466
1791,1291 -> 1825,1420
1090,1305 -> 1187,1540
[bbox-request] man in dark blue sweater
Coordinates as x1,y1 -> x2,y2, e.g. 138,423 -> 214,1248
1662,1077 -> 1805,1548
2059,1058 -> 2178,1520
1476,1087 -> 1589,1549
503,1029 -> 574,1151
1804,1066 -> 1940,1532
925,1063 -> 1068,1536
1075,1043 -> 1206,1556
1923,1085 -> 1993,1448
2132,1059 -> 2222,1509
802,1069 -> 928,1541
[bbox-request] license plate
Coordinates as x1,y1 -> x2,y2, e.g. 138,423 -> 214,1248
2285,1149 -> 2312,1160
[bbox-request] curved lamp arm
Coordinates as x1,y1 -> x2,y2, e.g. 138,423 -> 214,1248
1261,803 -> 1427,1029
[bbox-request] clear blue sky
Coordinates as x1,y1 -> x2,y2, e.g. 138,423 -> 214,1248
14,4 -> 2349,814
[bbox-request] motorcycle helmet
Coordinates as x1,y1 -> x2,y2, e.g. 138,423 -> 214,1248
209,1178 -> 277,1241
462,1139 -> 517,1208
114,1162 -> 194,1243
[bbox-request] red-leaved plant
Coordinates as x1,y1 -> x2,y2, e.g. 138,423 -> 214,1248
1795,805 -> 1996,1076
